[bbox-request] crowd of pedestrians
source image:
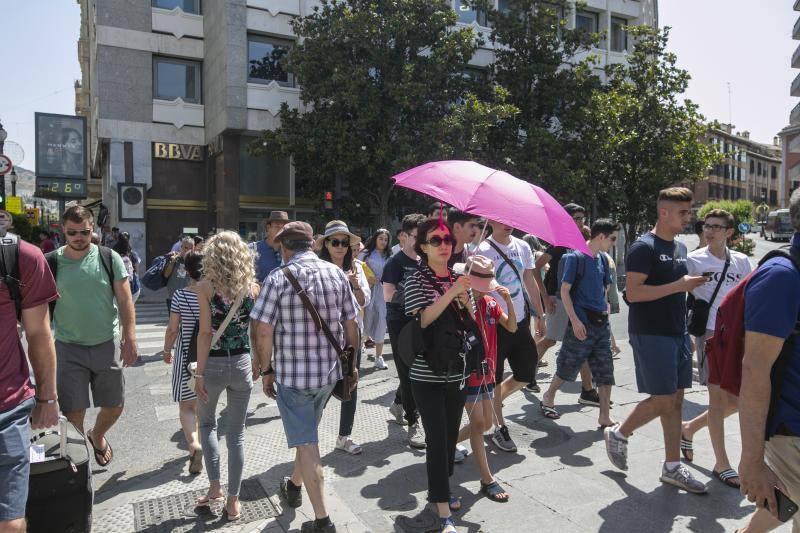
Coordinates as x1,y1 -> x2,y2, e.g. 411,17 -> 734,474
3,187 -> 800,533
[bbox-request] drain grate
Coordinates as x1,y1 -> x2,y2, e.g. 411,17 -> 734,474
132,480 -> 278,532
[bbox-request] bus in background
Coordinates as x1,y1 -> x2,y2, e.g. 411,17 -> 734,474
765,209 -> 793,241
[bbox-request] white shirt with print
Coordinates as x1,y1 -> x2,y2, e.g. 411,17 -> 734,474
686,246 -> 752,330
477,236 -> 534,319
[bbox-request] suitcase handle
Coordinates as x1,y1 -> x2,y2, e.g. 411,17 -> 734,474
30,416 -> 70,460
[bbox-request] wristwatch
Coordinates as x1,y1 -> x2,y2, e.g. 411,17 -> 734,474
35,397 -> 58,404
260,366 -> 275,377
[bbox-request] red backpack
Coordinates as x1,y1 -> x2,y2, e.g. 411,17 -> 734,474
706,248 -> 800,401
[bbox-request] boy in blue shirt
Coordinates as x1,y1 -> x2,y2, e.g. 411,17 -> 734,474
540,219 -> 618,428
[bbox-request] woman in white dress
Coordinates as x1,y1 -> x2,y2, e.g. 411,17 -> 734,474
360,229 -> 391,369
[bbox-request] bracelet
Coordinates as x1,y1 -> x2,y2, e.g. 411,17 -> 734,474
35,397 -> 58,404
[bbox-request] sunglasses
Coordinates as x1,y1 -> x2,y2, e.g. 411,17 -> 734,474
66,229 -> 92,237
422,235 -> 455,247
327,238 -> 351,248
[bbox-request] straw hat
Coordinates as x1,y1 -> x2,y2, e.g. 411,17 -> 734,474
315,220 -> 362,249
452,255 -> 500,293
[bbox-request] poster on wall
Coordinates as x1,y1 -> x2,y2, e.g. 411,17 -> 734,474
35,113 -> 88,180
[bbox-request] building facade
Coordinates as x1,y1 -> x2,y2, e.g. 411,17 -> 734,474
76,0 -> 657,262
693,124 -> 782,210
779,0 -> 800,206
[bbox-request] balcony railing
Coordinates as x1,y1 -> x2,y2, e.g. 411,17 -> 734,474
795,16 -> 800,39
793,72 -> 800,97
791,101 -> 800,126
793,43 -> 800,68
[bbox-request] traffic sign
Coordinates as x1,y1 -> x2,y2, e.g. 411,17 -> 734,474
6,196 -> 22,214
0,155 -> 12,176
738,222 -> 752,234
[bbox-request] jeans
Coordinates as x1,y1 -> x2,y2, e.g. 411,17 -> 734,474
338,348 -> 362,437
197,353 -> 252,497
388,319 -> 418,425
411,379 -> 466,503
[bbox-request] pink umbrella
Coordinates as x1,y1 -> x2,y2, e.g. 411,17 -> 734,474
392,160 -> 591,255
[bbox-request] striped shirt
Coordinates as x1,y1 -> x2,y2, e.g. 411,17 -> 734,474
169,288 -> 199,402
404,265 -> 464,383
250,251 -> 359,390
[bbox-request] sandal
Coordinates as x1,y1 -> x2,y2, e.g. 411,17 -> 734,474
86,429 -> 114,467
680,433 -> 694,462
335,436 -> 363,455
195,493 -> 224,507
713,468 -> 741,489
480,481 -> 509,503
225,501 -> 242,522
448,495 -> 461,512
540,402 -> 561,420
188,449 -> 203,475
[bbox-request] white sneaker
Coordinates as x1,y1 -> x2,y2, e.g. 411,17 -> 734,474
375,356 -> 389,370
408,423 -> 427,449
335,436 -> 363,455
389,402 -> 407,425
660,463 -> 707,494
454,444 -> 469,463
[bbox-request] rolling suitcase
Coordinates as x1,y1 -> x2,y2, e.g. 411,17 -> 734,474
26,417 -> 93,533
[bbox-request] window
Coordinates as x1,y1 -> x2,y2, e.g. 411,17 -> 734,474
153,57 -> 201,103
737,166 -> 742,181
248,35 -> 294,87
239,140 -> 291,198
771,165 -> 777,179
750,160 -> 755,174
770,190 -> 778,205
498,0 -> 511,13
724,165 -> 730,179
757,161 -> 762,176
152,0 -> 200,14
454,0 -> 487,26
575,10 -> 598,33
610,17 -> 627,52
724,185 -> 730,199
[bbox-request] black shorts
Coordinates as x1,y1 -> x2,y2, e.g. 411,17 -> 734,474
495,319 -> 537,384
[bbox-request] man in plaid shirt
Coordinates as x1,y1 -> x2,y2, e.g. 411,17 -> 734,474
251,220 -> 359,533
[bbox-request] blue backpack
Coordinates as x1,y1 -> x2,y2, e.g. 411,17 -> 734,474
142,255 -> 169,291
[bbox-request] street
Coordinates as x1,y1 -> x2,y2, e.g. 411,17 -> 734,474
78,234 -> 792,532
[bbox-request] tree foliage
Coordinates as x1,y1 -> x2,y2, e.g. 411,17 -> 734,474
250,0 -> 516,226
584,26 -> 720,246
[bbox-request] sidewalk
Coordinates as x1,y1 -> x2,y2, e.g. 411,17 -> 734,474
92,325 -> 783,533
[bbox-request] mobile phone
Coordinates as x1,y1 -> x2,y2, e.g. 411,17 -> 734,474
701,271 -> 714,280
766,487 -> 799,522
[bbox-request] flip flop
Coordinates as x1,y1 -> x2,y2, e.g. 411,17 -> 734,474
713,468 -> 741,489
480,481 -> 509,503
86,429 -> 113,467
540,402 -> 561,420
680,433 -> 694,462
195,494 -> 224,507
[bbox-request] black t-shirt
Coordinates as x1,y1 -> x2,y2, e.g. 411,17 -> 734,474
626,232 -> 688,336
381,250 -> 421,323
448,247 -> 468,268
543,245 -> 569,296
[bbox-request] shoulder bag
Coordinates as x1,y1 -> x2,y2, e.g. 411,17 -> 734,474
486,239 -> 533,320
687,251 -> 730,337
282,266 -> 357,401
187,291 -> 246,391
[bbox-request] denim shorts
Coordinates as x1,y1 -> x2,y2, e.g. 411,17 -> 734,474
630,333 -> 693,395
276,383 -> 335,448
0,397 -> 35,521
556,321 -> 615,386
465,383 -> 495,404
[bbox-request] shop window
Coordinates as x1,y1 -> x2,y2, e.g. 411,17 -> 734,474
153,57 -> 201,103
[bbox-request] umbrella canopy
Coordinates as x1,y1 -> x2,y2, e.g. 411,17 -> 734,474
392,160 -> 592,255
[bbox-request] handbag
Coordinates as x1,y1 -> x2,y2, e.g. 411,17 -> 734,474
687,252 -> 730,337
187,291 -> 246,392
486,239 -> 533,320
282,267 -> 357,402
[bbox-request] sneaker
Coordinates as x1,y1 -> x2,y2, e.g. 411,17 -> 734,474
389,402 -> 407,425
603,425 -> 628,471
375,356 -> 389,370
660,463 -> 708,494
335,436 -> 363,455
538,359 -> 549,367
280,476 -> 303,508
491,426 -> 517,452
300,519 -> 337,532
525,381 -> 541,393
408,423 -> 427,449
454,444 -> 469,463
578,388 -> 601,406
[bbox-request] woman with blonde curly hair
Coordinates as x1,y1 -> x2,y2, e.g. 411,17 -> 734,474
193,231 -> 260,521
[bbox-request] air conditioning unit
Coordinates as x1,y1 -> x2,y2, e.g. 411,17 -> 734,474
118,183 -> 146,221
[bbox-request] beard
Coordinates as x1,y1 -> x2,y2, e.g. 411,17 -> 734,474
67,240 -> 90,252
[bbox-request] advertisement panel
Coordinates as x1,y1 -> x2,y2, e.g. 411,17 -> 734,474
35,113 -> 88,180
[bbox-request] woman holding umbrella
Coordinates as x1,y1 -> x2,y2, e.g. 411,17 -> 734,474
404,217 -> 472,533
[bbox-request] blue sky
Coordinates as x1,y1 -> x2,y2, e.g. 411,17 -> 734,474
0,0 -> 795,171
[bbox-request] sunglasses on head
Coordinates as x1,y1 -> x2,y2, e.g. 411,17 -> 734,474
66,229 -> 92,237
328,238 -> 350,248
422,235 -> 455,247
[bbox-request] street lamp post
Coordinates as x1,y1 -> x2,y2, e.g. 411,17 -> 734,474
10,169 -> 16,197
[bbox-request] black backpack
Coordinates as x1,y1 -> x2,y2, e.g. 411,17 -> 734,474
45,246 -> 115,317
0,233 -> 22,321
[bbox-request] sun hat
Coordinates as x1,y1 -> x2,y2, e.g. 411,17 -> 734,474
452,255 -> 500,293
315,220 -> 362,249
265,210 -> 292,223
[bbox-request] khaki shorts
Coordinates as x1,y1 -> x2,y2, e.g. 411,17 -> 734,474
766,435 -> 800,533
56,335 -> 125,413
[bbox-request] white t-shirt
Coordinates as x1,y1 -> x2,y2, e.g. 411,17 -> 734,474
476,236 -> 535,319
686,246 -> 752,330
391,243 -> 401,256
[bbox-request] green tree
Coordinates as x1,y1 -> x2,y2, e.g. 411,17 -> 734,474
250,0 -> 515,227
698,199 -> 756,255
472,0 -> 603,205
584,26 -> 719,247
